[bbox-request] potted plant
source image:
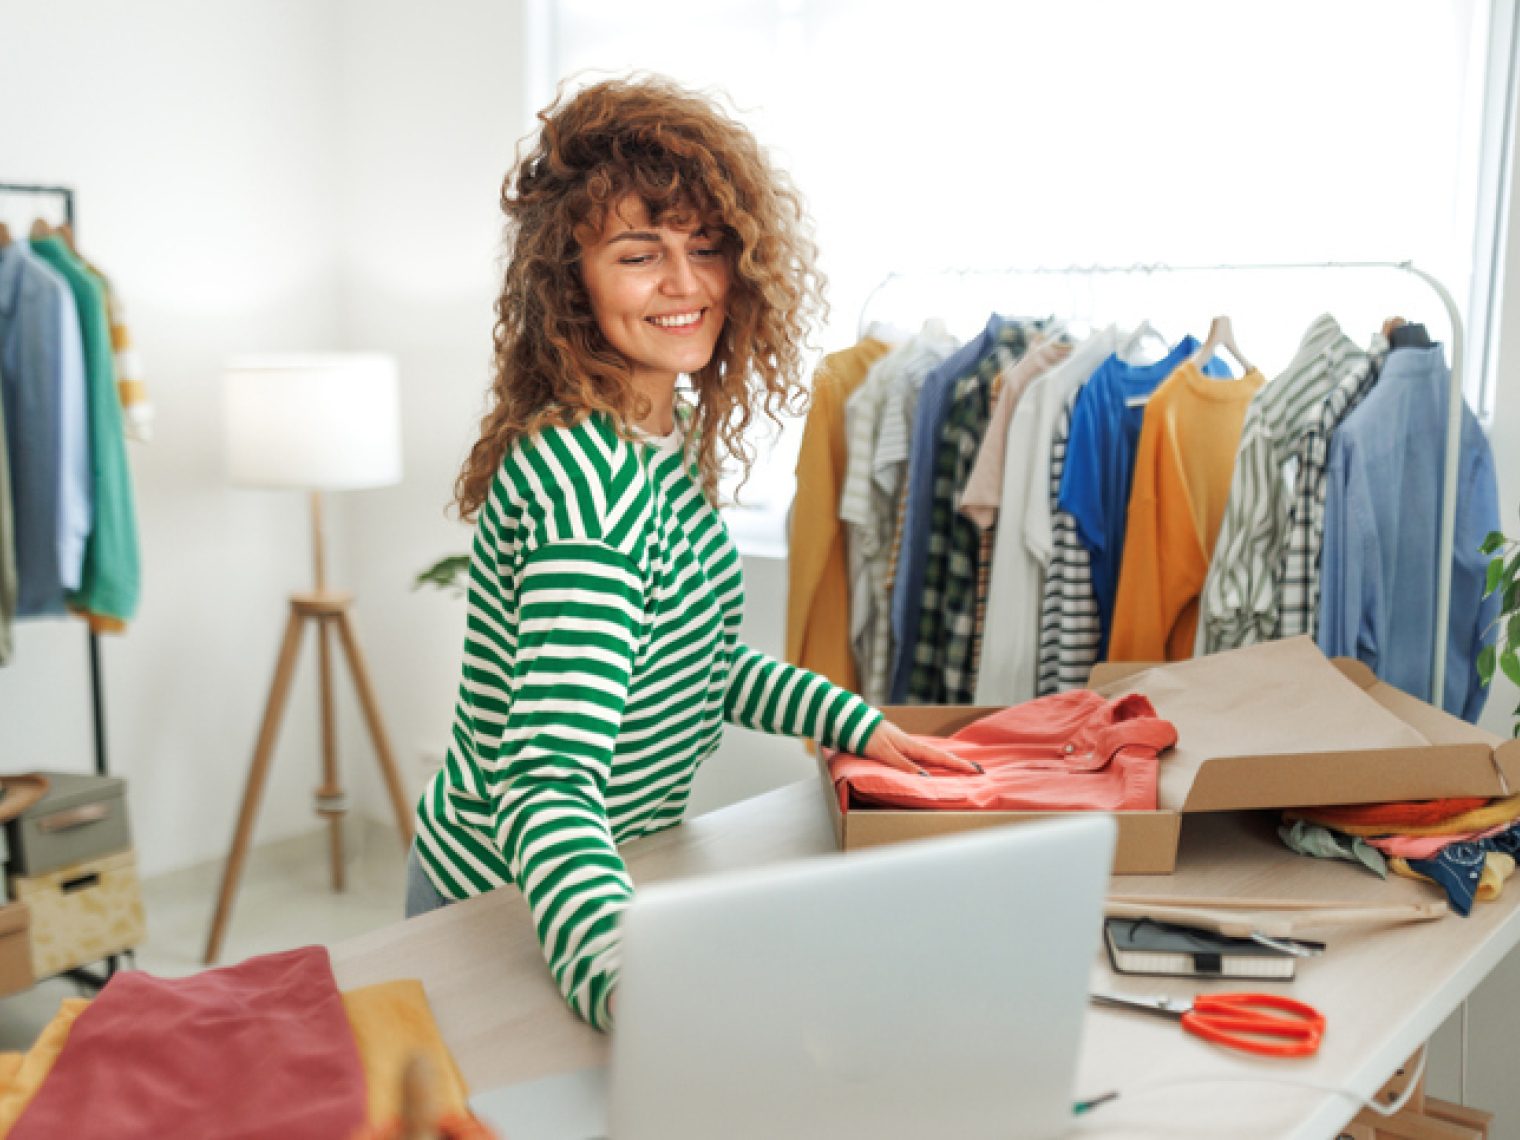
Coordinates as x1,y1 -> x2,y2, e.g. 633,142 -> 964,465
1479,528 -> 1520,732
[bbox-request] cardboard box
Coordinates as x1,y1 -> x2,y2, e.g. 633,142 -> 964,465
0,902 -> 32,997
6,771 -> 131,878
820,647 -> 1518,874
11,848 -> 146,977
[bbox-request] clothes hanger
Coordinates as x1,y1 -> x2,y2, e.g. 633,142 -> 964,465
29,217 -> 51,240
1122,318 -> 1170,357
1191,314 -> 1253,375
0,221 -> 10,248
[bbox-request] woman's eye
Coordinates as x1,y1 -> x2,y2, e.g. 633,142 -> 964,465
620,254 -> 655,266
692,247 -> 723,259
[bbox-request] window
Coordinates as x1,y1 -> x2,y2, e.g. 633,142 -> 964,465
540,0 -> 1508,553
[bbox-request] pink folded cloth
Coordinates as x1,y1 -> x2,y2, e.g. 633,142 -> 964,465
1366,821 -> 1515,861
830,689 -> 1177,812
11,946 -> 367,1140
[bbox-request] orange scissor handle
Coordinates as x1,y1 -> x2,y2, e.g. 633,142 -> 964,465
1180,993 -> 1326,1058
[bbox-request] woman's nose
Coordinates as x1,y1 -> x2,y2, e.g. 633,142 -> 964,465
660,254 -> 699,296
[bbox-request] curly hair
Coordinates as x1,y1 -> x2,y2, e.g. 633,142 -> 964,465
454,75 -> 827,520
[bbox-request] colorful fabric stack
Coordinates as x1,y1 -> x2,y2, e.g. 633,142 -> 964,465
1282,796 -> 1520,915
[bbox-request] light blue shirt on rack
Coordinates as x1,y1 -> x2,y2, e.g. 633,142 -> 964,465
0,240 -> 91,616
1317,345 -> 1499,722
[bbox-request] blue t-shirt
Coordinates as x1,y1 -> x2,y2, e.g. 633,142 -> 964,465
1057,337 -> 1230,657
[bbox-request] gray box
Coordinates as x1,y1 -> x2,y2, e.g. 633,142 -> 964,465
6,773 -> 131,878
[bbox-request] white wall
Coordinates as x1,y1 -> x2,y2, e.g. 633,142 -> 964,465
0,0 -> 348,879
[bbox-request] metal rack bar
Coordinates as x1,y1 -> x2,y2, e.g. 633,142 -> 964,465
859,259 -> 1468,706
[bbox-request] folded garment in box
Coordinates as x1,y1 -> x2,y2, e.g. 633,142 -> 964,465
830,690 -> 1177,812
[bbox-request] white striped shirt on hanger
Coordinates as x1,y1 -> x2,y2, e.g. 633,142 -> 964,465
975,330 -> 1116,704
1036,391 -> 1103,693
1197,315 -> 1371,653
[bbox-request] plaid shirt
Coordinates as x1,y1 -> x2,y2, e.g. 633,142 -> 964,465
1277,332 -> 1386,639
908,327 -> 1035,703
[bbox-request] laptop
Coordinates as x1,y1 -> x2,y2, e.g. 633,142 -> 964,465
472,815 -> 1115,1140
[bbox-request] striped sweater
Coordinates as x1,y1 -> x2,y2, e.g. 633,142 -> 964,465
413,413 -> 882,1031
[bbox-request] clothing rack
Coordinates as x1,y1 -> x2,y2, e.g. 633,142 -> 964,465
0,181 -> 111,777
857,259 -> 1468,705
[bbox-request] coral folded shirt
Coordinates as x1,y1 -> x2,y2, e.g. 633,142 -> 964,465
830,690 -> 1177,812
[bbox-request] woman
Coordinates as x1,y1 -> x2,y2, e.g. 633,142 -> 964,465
406,76 -> 971,1031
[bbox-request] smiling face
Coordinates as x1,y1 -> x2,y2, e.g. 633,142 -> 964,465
579,196 -> 731,411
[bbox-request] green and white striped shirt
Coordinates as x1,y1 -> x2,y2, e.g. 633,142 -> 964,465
414,413 -> 882,1030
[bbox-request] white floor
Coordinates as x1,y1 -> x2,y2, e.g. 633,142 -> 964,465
0,819 -> 408,1051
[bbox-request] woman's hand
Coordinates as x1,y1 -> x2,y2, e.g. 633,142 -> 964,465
861,719 -> 982,777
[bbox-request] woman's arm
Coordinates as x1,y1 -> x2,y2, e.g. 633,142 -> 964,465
487,539 -> 646,1032
723,643 -> 882,753
723,645 -> 978,774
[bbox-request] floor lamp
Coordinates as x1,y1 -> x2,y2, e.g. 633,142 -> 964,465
205,353 -> 415,964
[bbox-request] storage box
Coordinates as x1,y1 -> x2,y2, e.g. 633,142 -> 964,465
0,901 -> 31,997
820,650 -> 1518,874
6,772 -> 131,878
10,849 -> 146,977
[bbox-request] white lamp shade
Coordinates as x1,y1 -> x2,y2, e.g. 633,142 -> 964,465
224,354 -> 403,489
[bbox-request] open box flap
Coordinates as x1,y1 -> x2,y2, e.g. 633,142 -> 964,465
1090,638 -> 1505,811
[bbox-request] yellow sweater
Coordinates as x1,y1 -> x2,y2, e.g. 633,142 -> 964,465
786,338 -> 892,691
1110,361 -> 1263,661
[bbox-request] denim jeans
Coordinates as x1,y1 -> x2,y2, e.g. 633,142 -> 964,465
404,844 -> 456,918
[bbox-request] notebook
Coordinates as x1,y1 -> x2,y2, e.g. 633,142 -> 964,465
1104,916 -> 1297,980
472,815 -> 1116,1140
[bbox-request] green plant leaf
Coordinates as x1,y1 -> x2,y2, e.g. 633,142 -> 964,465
1503,649 -> 1520,690
1479,644 -> 1497,685
413,553 -> 471,593
1481,530 -> 1507,555
1487,557 -> 1505,598
1506,579 -> 1520,615
1509,611 -> 1520,650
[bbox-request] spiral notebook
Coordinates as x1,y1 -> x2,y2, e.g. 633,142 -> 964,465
1104,917 -> 1297,981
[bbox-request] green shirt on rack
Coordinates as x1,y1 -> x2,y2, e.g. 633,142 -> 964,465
413,413 -> 882,1032
30,235 -> 139,624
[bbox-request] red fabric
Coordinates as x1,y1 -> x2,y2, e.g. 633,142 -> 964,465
1296,798 -> 1491,830
11,946 -> 367,1140
830,690 -> 1178,812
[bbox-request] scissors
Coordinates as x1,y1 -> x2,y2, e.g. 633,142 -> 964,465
1091,990 -> 1325,1057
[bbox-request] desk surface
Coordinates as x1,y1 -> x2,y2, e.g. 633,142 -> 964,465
329,782 -> 1520,1138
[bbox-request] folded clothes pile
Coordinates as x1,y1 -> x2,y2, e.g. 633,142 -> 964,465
0,946 -> 481,1140
830,689 -> 1178,813
1281,795 -> 1520,916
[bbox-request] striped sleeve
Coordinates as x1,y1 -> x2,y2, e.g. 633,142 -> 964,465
490,539 -> 645,1032
724,643 -> 882,754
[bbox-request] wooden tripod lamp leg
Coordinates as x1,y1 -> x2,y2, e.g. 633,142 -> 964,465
333,610 -> 415,845
315,615 -> 346,892
204,607 -> 307,965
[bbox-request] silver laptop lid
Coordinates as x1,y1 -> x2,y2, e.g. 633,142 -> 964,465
611,815 -> 1116,1140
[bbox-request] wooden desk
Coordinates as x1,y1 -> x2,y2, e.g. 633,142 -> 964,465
329,783 -> 1520,1138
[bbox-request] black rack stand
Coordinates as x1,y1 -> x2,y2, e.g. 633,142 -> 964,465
1,181 -> 125,989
